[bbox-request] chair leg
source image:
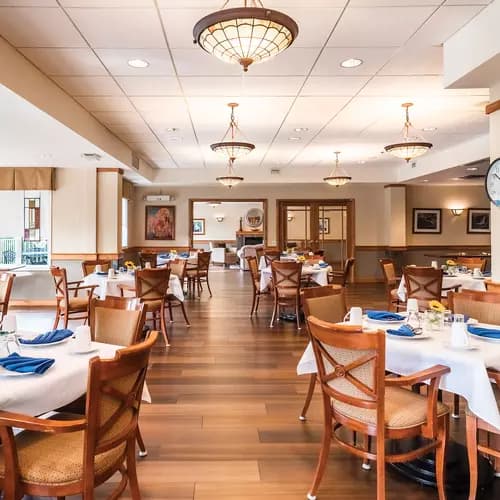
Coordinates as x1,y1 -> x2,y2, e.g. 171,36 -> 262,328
362,434 -> 372,470
435,416 -> 449,500
53,308 -> 60,330
167,301 -> 174,323
255,294 -> 261,314
250,291 -> 257,317
136,426 -> 147,458
159,306 -> 170,348
452,393 -> 460,418
299,374 -> 316,421
376,433 -> 386,500
295,298 -> 301,331
179,301 -> 190,326
466,413 -> 478,500
270,296 -> 278,328
126,437 -> 141,500
63,312 -> 69,329
206,276 -> 213,297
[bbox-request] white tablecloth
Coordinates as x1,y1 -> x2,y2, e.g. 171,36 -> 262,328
297,320 -> 500,429
157,254 -> 197,267
84,273 -> 184,302
260,265 -> 331,292
0,339 -> 151,415
397,274 -> 487,301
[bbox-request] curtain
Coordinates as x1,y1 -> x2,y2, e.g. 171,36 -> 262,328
0,168 -> 15,190
13,167 -> 54,190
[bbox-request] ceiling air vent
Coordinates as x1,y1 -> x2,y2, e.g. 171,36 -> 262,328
132,152 -> 140,170
81,153 -> 102,161
270,168 -> 281,175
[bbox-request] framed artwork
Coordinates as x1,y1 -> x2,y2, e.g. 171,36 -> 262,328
467,208 -> 490,233
145,206 -> 175,240
413,208 -> 441,234
319,217 -> 330,234
192,218 -> 206,235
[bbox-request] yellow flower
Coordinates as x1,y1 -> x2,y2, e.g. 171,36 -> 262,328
429,300 -> 445,312
170,249 -> 177,254
446,259 -> 456,266
124,260 -> 136,269
297,255 -> 306,262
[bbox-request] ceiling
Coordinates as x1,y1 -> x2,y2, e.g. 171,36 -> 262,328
0,0 -> 493,177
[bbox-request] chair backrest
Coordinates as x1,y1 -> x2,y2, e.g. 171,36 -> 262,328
90,297 -> 147,345
343,258 -> 355,279
271,261 -> 302,297
135,268 -> 170,303
84,331 -> 157,486
303,287 -> 346,323
378,258 -> 397,286
81,260 -> 112,276
485,280 -> 500,293
403,266 -> 443,305
0,273 -> 15,319
255,247 -> 265,262
456,257 -> 486,272
264,250 -> 281,266
169,259 -> 186,279
197,251 -> 211,272
448,289 -> 500,325
50,266 -> 69,303
139,252 -> 157,269
307,316 -> 385,420
246,256 -> 260,290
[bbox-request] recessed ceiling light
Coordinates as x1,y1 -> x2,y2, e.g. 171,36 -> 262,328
288,136 -> 301,141
451,177 -> 461,181
166,127 -> 179,133
466,167 -> 478,171
340,58 -> 363,68
422,127 -> 437,132
294,127 -> 308,132
357,160 -> 366,164
422,179 -> 429,182
166,136 -> 181,143
127,58 -> 149,68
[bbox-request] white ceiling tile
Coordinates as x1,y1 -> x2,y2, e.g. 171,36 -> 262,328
327,6 -> 435,47
160,8 -> 207,49
312,47 -> 396,76
0,1 -> 57,5
379,45 -> 442,76
128,141 -> 170,158
0,7 -> 85,47
443,1 -> 491,5
96,49 -> 174,76
92,111 -> 144,127
244,48 -> 320,76
66,8 -> 165,48
107,122 -> 151,135
76,96 -> 135,112
53,76 -> 123,96
116,130 -> 157,142
180,76 -> 304,96
301,76 -> 370,96
116,76 -> 181,96
20,48 -> 107,76
171,49 -> 243,76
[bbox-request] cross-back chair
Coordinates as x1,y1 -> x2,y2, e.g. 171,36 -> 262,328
403,266 -> 443,310
328,257 -> 355,287
0,273 -> 15,328
165,260 -> 190,326
270,261 -> 302,330
186,251 -> 212,298
0,331 -> 158,500
456,257 -> 487,272
448,289 -> 500,325
50,266 -> 97,329
263,249 -> 281,267
246,255 -> 270,316
299,286 -> 346,421
378,258 -> 404,311
81,260 -> 112,277
139,252 -> 157,269
306,316 -> 450,500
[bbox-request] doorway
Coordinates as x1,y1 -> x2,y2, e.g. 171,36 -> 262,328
277,199 -> 355,268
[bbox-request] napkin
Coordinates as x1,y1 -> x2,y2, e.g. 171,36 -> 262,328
467,325 -> 500,339
19,329 -> 73,345
366,310 -> 405,321
95,271 -> 108,276
319,262 -> 328,268
0,352 -> 55,374
386,324 -> 415,337
180,252 -> 189,258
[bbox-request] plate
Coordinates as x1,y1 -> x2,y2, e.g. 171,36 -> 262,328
19,337 -> 70,347
443,342 -> 478,351
366,317 -> 406,325
467,332 -> 500,343
0,366 -> 41,377
386,332 -> 431,340
69,345 -> 99,354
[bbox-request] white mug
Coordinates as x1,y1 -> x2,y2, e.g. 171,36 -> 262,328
95,264 -> 102,273
145,262 -> 152,269
407,298 -> 419,313
431,261 -> 438,269
472,268 -> 482,277
1,314 -> 17,332
450,322 -> 469,347
72,325 -> 92,353
344,306 -> 363,325
108,268 -> 115,278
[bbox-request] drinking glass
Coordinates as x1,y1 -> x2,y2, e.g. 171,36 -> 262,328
443,310 -> 453,330
453,313 -> 465,324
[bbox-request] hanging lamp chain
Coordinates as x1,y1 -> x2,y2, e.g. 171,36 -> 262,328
220,0 -> 264,9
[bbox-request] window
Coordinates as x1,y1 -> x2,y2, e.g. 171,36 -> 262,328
0,190 -> 51,267
121,197 -> 128,248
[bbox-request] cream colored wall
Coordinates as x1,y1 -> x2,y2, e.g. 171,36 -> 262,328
384,186 -> 406,247
97,171 -> 122,253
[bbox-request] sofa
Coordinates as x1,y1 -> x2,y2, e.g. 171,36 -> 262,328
209,241 -> 239,267
237,244 -> 264,271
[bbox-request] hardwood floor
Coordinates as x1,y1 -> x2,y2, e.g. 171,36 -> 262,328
15,271 -> 500,499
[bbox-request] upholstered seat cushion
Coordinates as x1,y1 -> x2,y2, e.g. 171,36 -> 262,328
332,386 -> 449,429
277,288 -> 299,298
142,299 -> 162,311
60,297 -> 89,311
0,429 -> 125,486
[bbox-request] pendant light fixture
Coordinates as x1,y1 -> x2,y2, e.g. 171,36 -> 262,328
216,159 -> 244,188
211,103 -> 255,161
193,0 -> 298,72
324,151 -> 351,187
384,103 -> 433,162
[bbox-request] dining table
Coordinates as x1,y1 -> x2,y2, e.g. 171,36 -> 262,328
0,334 -> 151,416
83,272 -> 184,302
157,253 -> 197,267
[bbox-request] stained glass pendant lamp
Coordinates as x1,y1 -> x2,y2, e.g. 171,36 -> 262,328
210,103 -> 255,161
193,0 -> 299,72
384,103 -> 433,162
216,159 -> 244,188
324,151 -> 351,187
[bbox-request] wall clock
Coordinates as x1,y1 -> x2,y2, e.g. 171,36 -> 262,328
485,157 -> 500,207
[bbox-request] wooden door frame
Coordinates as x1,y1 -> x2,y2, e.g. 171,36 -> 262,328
188,198 -> 268,248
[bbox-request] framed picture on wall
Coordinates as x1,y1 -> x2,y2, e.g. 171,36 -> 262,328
192,218 -> 205,235
319,217 -> 330,234
145,205 -> 175,240
413,208 -> 441,234
467,208 -> 490,233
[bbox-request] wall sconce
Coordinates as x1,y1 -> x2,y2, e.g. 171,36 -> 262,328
450,208 -> 464,216
215,216 -> 225,223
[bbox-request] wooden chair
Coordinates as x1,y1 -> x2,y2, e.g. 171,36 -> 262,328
0,331 -> 158,500
456,257 -> 486,272
306,316 -> 450,500
263,249 -> 281,266
485,279 -> 500,293
466,368 -> 500,500
165,260 -> 190,326
255,247 -> 265,264
270,261 -> 302,330
448,289 -> 500,325
139,252 -> 157,269
246,255 -> 270,316
50,266 -> 97,329
328,257 -> 355,287
378,259 -> 404,311
0,273 -> 15,328
403,266 -> 443,310
299,286 -> 347,421
186,251 -> 212,298
81,259 -> 112,277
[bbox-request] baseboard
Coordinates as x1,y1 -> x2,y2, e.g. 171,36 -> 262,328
11,299 -> 56,308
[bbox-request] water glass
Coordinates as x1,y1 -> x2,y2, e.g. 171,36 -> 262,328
453,313 -> 465,324
443,310 -> 453,330
424,310 -> 443,332
407,311 -> 421,330
0,334 -> 20,356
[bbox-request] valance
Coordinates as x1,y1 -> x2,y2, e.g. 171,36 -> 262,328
0,167 -> 55,190
0,168 -> 15,190
122,179 -> 135,200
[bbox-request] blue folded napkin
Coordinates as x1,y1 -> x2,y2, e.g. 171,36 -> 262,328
366,310 -> 405,321
319,263 -> 328,268
467,325 -> 500,339
0,352 -> 55,374
386,324 -> 415,337
159,253 -> 170,259
180,252 -> 189,258
19,329 -> 73,345
95,271 -> 108,275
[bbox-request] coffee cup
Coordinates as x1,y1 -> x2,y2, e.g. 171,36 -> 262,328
431,261 -> 438,269
95,264 -> 102,273
72,325 -> 92,353
472,268 -> 482,277
145,262 -> 152,269
1,314 -> 17,333
108,268 -> 115,278
344,306 -> 363,325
